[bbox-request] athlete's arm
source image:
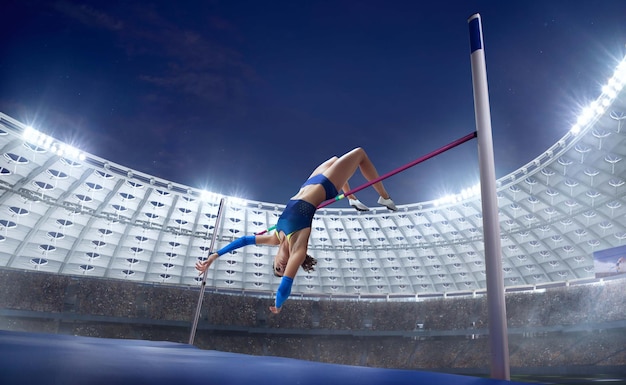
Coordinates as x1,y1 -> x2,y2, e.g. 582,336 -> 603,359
195,233 -> 278,274
269,230 -> 309,314
270,276 -> 293,314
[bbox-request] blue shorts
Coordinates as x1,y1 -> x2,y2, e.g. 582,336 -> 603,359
301,174 -> 338,201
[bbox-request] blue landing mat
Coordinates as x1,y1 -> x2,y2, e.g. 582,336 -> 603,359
0,330 -> 531,385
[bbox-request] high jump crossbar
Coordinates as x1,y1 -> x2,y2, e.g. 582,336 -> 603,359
317,130 -> 477,209
256,131 -> 476,235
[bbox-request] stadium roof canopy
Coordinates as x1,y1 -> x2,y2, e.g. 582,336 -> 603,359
0,57 -> 625,299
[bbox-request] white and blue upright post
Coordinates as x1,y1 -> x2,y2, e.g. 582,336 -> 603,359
468,13 -> 510,380
189,197 -> 226,345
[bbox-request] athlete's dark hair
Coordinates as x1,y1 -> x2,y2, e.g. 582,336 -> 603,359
301,254 -> 317,273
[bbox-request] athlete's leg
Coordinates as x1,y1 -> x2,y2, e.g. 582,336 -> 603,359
341,180 -> 357,200
307,156 -> 338,179
313,156 -> 370,211
323,148 -> 392,200
343,179 -> 370,211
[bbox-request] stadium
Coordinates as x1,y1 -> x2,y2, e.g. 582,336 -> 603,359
0,44 -> 625,385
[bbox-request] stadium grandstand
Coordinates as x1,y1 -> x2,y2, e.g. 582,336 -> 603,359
0,56 -> 625,383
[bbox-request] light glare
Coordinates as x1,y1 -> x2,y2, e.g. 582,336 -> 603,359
434,183 -> 480,206
615,60 -> 626,82
602,85 -> 617,99
200,190 -> 222,202
577,106 -> 594,126
23,126 -> 37,141
228,196 -> 247,207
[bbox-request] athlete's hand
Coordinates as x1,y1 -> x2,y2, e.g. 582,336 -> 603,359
195,253 -> 218,274
269,306 -> 282,314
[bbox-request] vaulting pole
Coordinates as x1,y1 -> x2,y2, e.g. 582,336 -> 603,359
468,13 -> 510,380
189,197 -> 226,345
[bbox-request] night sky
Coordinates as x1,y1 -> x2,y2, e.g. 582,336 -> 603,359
2,1 -> 625,207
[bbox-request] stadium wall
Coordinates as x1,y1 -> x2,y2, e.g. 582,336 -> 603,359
0,268 -> 624,375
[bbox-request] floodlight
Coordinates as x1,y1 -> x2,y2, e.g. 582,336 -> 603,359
23,126 -> 37,141
602,84 -> 617,99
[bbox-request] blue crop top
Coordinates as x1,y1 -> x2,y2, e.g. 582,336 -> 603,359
276,199 -> 316,238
